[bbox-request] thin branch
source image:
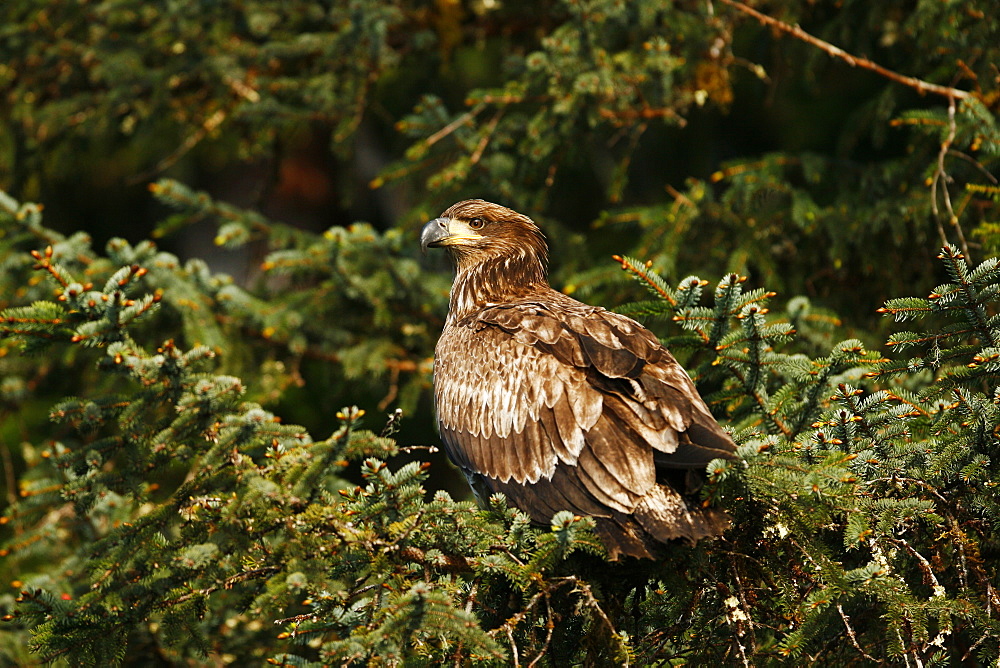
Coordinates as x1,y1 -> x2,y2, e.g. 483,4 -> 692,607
729,556 -> 757,654
897,628 -> 914,668
127,109 -> 228,185
931,98 -> 971,256
273,612 -> 317,626
158,565 -> 281,608
425,106 -> 484,147
563,576 -> 629,666
720,0 -> 972,101
464,583 -> 478,614
505,624 -> 521,668
951,517 -> 970,591
665,183 -> 696,209
378,363 -> 401,411
837,604 -> 877,662
487,587 -> 551,663
470,110 -> 504,165
598,106 -> 686,126
948,149 -> 1000,185
721,364 -> 795,438
612,254 -> 676,306
1,434 -> 17,507
526,592 -> 556,668
963,628 -> 991,663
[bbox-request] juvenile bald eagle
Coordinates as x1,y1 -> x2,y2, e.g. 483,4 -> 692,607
421,200 -> 737,560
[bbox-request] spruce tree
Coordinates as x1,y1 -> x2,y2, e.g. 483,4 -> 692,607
2,0 -> 998,664
4,187 -> 1000,663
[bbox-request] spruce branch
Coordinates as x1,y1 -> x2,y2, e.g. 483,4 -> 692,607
612,254 -> 678,306
29,246 -> 70,288
710,155 -> 800,183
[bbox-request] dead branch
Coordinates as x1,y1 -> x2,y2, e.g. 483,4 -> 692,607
720,0 -> 972,101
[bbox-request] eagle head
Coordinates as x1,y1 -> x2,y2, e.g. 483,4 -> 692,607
420,199 -> 548,272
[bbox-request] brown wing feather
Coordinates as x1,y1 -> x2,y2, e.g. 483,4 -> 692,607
575,413 -> 653,510
434,320 -> 576,484
477,300 -> 736,465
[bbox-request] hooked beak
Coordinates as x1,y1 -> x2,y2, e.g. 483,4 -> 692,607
420,217 -> 452,253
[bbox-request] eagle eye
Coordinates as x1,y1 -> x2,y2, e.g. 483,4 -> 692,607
468,217 -> 485,229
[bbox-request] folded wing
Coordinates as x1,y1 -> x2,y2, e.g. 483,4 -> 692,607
433,299 -> 736,559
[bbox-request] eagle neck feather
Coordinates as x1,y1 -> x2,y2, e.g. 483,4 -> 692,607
449,249 -> 547,323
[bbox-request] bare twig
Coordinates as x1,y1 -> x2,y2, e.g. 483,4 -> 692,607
963,629 -> 991,663
897,628 -> 914,668
931,98 -> 972,256
526,593 -> 556,668
665,183 -> 696,209
273,611 -> 317,626
378,364 -> 401,411
962,580 -> 1000,660
488,587 -> 551,665
464,583 -> 478,614
837,604 -> 877,662
158,565 -> 280,608
127,109 -> 227,185
883,536 -> 940,591
729,557 -> 757,654
734,638 -> 751,668
564,576 -> 629,666
719,0 -> 971,101
488,576 -> 623,666
951,517 -> 969,591
987,583 -> 1000,614
470,111 -> 504,165
1,433 -> 18,507
598,106 -> 687,126
566,577 -> 620,640
425,106 -> 484,147
948,149 -> 1000,185
397,444 -> 440,454
505,624 -> 521,668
